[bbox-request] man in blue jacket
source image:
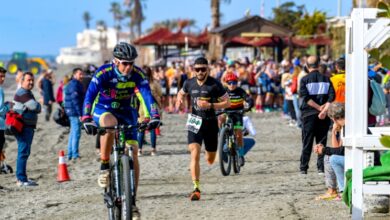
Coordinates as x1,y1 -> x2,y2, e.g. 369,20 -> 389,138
64,68 -> 85,162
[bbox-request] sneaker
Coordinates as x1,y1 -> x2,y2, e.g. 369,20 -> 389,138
239,156 -> 245,167
138,150 -> 143,157
300,170 -> 307,175
318,170 -> 325,176
16,179 -> 38,187
190,188 -> 201,201
151,150 -> 157,156
132,205 -> 141,220
98,169 -> 110,188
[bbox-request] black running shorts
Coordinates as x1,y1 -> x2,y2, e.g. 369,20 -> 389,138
188,118 -> 219,152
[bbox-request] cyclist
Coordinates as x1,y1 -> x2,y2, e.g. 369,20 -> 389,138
219,73 -> 254,166
81,42 -> 160,219
175,57 -> 230,201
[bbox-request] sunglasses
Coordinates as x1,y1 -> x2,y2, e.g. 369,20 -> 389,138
194,67 -> 207,73
116,59 -> 134,66
227,81 -> 238,85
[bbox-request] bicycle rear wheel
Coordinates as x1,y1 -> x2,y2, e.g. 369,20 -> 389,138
121,155 -> 133,220
218,126 -> 231,176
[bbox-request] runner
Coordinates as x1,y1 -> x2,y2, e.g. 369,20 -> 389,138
175,57 -> 230,201
81,42 -> 160,219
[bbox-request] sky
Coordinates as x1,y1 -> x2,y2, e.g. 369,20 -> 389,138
0,0 -> 353,56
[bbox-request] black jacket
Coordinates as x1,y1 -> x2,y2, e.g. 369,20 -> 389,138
299,70 -> 335,117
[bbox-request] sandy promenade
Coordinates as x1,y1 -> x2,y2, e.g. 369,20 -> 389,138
0,67 -> 389,220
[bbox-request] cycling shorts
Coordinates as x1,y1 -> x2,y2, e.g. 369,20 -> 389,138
92,107 -> 138,145
228,113 -> 243,130
188,118 -> 219,152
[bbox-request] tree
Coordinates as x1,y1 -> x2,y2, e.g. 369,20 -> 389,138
272,2 -> 305,31
82,11 -> 92,29
146,19 -> 197,33
368,1 -> 390,69
294,10 -> 327,35
353,0 -> 390,7
124,0 -> 145,39
110,2 -> 123,42
110,2 -> 123,32
210,0 -> 231,29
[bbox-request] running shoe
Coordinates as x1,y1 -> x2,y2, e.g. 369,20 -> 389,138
190,188 -> 201,201
16,179 -> 38,187
132,205 -> 141,220
98,169 -> 110,188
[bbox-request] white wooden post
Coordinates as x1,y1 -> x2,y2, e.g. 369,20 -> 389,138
345,8 -> 390,220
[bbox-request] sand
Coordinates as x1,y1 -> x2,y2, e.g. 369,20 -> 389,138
0,66 -> 389,220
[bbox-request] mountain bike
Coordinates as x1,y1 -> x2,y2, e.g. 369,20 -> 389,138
98,124 -> 145,220
217,109 -> 244,176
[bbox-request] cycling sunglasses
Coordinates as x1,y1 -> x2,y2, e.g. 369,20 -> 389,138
227,81 -> 238,85
194,67 -> 207,73
116,59 -> 134,66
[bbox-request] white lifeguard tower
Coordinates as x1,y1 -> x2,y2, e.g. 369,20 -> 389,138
345,8 -> 390,219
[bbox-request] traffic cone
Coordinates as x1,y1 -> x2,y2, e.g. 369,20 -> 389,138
57,150 -> 70,182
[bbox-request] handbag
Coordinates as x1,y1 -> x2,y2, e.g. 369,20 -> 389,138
5,111 -> 24,135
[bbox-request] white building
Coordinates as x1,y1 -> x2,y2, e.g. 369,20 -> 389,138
56,27 -> 129,65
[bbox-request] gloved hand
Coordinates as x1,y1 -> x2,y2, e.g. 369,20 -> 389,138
81,116 -> 97,135
147,117 -> 161,130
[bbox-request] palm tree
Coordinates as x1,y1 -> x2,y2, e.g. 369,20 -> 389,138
82,11 -> 92,29
124,0 -> 145,39
210,0 -> 231,29
110,2 -> 123,30
110,2 -> 123,42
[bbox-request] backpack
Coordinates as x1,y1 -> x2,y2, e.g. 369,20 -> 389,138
369,79 -> 387,116
5,111 -> 24,135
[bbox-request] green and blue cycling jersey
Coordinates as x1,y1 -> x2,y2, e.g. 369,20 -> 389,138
82,63 -> 159,128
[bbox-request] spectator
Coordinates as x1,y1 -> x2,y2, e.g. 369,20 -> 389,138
330,58 -> 346,103
0,67 -> 11,175
64,68 -> 85,162
15,69 -> 23,91
299,56 -> 335,175
13,72 -> 41,186
314,103 -> 345,200
137,66 -> 162,156
41,70 -> 56,121
56,75 -> 70,106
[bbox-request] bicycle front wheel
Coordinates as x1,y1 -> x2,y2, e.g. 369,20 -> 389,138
106,164 -> 120,220
121,155 -> 133,220
218,126 -> 231,176
232,146 -> 241,174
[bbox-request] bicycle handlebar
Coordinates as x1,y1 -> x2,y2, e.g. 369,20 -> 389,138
215,109 -> 245,116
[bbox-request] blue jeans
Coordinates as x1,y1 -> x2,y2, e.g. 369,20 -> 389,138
137,129 -> 156,150
330,155 -> 345,192
292,94 -> 301,127
15,127 -> 35,182
68,116 -> 81,159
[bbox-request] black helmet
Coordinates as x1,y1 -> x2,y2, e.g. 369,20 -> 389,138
113,42 -> 138,61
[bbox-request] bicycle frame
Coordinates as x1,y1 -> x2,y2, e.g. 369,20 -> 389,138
99,124 -> 141,220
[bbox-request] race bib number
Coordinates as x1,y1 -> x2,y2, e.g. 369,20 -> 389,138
186,114 -> 202,134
